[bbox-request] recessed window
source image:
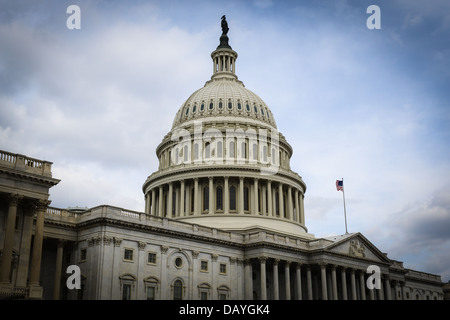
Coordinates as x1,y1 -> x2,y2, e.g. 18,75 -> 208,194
228,101 -> 233,110
254,105 -> 258,113
185,107 -> 190,116
175,257 -> 183,268
219,101 -> 223,109
261,107 -> 265,116
192,104 -> 197,113
124,249 -> 134,261
220,263 -> 227,274
209,102 -> 214,110
246,103 -> 250,112
200,102 -> 205,112
200,260 -> 209,272
148,252 -> 157,264
237,102 -> 242,110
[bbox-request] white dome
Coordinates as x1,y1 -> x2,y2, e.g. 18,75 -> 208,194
171,78 -> 277,130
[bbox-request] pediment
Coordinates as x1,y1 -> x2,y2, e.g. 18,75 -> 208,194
324,233 -> 390,264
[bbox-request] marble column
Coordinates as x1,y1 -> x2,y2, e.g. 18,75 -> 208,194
287,186 -> 293,220
209,177 -> 215,214
158,186 -> 163,217
384,277 -> 392,300
267,181 -> 272,216
239,177 -> 244,214
244,259 -> 253,299
0,194 -> 22,284
273,259 -> 279,300
29,200 -> 50,288
151,189 -> 156,215
180,180 -> 185,216
331,265 -> 338,300
194,178 -> 199,215
306,266 -> 313,300
294,190 -> 300,222
341,267 -> 348,300
320,263 -> 328,300
259,257 -> 267,300
53,239 -> 65,300
284,261 -> 291,300
296,263 -> 302,300
278,184 -> 284,217
224,176 -> 229,214
167,182 -> 173,217
350,269 -> 357,300
253,178 -> 259,215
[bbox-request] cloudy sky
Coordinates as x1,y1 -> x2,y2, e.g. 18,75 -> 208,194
1,0 -> 449,281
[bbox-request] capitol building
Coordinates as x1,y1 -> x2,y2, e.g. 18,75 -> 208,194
0,19 -> 445,300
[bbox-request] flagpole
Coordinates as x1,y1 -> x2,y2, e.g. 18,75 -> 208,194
342,177 -> 348,234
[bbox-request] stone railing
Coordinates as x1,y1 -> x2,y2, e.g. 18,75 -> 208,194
0,150 -> 53,177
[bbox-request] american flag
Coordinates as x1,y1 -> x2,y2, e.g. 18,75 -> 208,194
336,180 -> 344,191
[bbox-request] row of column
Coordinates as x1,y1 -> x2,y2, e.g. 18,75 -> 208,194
0,194 -> 50,297
245,258 -> 397,300
146,176 -> 305,224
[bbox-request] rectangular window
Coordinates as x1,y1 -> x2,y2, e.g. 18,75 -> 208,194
220,263 -> 227,274
200,260 -> 209,272
122,284 -> 131,300
219,293 -> 227,300
124,249 -> 134,261
201,292 -> 208,300
146,287 -> 155,300
148,252 -> 157,264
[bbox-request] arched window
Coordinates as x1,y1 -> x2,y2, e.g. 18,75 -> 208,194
194,143 -> 199,160
252,143 -> 258,161
184,145 -> 189,162
216,186 -> 223,211
229,141 -> 235,158
203,186 -> 209,211
229,186 -> 236,211
173,280 -> 183,300
209,102 -> 214,110
228,101 -> 233,110
205,142 -> 211,159
241,141 -> 247,159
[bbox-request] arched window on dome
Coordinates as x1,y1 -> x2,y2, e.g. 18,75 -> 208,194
219,101 -> 223,110
205,142 -> 211,159
209,102 -> 214,111
193,104 -> 197,113
229,186 -> 236,211
216,186 -> 223,211
194,143 -> 199,161
240,141 -> 247,161
185,107 -> 190,116
200,102 -> 205,112
252,143 -> 258,162
228,141 -> 235,159
263,145 -> 268,163
246,102 -> 250,112
237,102 -> 242,111
228,101 -> 233,110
